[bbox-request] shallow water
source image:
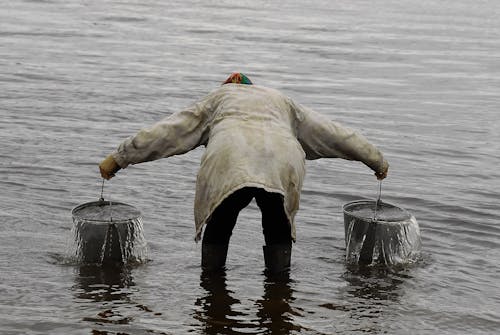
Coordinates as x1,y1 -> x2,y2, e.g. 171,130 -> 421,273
1,0 -> 500,334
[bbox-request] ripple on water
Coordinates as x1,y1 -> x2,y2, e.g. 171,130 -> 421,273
1,0 -> 500,334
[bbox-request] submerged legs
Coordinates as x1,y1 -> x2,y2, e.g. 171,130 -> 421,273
201,187 -> 293,273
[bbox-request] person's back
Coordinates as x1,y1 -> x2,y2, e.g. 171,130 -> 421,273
208,84 -> 296,132
196,84 -> 306,244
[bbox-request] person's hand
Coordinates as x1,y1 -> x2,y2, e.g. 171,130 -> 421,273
99,155 -> 121,180
374,159 -> 389,180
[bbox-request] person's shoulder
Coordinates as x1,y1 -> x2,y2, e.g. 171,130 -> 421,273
248,85 -> 290,101
207,84 -> 292,103
251,84 -> 282,93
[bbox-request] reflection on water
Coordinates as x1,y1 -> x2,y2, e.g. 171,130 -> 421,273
194,271 -> 249,334
73,264 -> 135,302
338,264 -> 409,333
73,265 -> 165,334
255,274 -> 302,334
2,0 -> 499,332
343,265 -> 405,302
195,271 -> 302,335
74,265 -> 135,332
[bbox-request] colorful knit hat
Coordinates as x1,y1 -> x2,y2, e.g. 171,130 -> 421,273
223,72 -> 253,85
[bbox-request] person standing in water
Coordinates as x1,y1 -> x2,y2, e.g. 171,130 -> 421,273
99,72 -> 388,273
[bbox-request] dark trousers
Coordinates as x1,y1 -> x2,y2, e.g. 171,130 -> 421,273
202,187 -> 292,246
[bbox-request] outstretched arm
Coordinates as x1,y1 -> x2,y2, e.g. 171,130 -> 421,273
99,94 -> 215,179
292,102 -> 389,179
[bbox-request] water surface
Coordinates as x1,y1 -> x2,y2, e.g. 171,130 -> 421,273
1,0 -> 499,334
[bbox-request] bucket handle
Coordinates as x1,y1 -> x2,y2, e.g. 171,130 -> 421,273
359,180 -> 383,265
98,178 -> 113,222
372,180 -> 382,221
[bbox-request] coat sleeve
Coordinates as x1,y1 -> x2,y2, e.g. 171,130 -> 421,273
291,100 -> 386,173
112,94 -> 215,168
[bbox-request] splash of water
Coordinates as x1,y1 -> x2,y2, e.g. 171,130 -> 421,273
344,201 -> 422,266
69,201 -> 148,265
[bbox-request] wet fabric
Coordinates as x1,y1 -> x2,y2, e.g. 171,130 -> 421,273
112,84 -> 386,241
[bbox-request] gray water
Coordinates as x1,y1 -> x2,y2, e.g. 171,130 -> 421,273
1,0 -> 500,334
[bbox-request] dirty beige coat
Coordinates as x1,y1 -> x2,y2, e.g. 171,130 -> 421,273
112,84 -> 386,241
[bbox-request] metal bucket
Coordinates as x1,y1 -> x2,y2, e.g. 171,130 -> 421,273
71,200 -> 148,265
343,200 -> 421,266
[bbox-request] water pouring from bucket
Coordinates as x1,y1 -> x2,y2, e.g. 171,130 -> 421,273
343,181 -> 421,266
71,179 -> 148,266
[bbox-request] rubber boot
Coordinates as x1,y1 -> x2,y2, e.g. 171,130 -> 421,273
263,243 -> 292,274
201,243 -> 229,272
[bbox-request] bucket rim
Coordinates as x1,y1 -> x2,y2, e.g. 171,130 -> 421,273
342,199 -> 411,223
71,200 -> 141,222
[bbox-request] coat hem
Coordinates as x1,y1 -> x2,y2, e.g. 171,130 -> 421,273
194,182 -> 297,242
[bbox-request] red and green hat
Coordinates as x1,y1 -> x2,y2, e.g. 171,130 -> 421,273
223,72 -> 253,85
